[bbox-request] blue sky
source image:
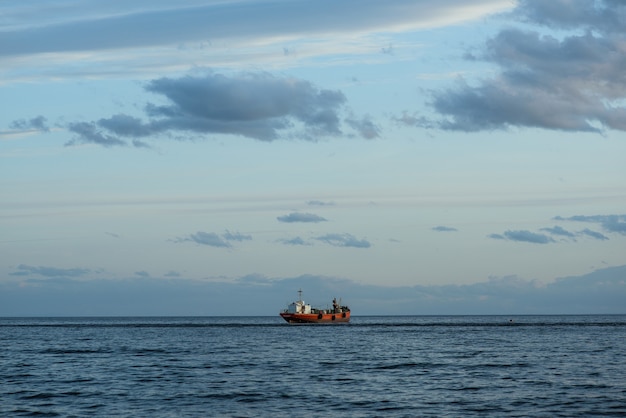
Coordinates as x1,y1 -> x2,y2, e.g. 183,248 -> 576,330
1,0 -> 625,315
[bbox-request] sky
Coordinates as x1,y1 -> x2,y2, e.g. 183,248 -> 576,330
1,0 -> 625,316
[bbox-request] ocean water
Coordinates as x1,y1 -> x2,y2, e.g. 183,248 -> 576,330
1,316 -> 625,417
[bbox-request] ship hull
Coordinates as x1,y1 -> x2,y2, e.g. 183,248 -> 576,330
280,311 -> 350,324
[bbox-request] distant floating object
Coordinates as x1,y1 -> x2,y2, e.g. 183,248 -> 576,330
279,289 -> 350,324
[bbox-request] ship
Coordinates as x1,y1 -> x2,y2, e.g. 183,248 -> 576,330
280,289 -> 350,324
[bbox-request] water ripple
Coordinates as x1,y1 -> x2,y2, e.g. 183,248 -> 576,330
1,315 -> 625,417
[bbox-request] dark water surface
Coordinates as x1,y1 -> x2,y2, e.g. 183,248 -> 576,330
1,316 -> 625,417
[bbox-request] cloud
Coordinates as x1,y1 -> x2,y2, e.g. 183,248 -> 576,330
315,233 -> 371,248
64,71 -> 374,146
307,200 -> 335,206
278,236 -> 310,246
488,233 -> 506,240
489,230 -> 554,244
222,230 -> 252,242
277,212 -> 328,223
185,232 -> 231,248
490,214 -> 626,244
66,121 -> 127,147
579,228 -> 609,241
9,264 -> 90,278
424,0 -> 626,133
1,1 -> 511,59
432,225 -> 458,232
1,116 -> 52,140
554,214 -> 626,235
3,265 -> 625,315
145,72 -> 345,139
173,230 -> 251,248
541,225 -> 610,241
345,115 -> 381,139
512,0 -> 625,32
97,114 -> 155,137
10,116 -> 50,132
0,1 -> 514,84
540,225 -> 576,238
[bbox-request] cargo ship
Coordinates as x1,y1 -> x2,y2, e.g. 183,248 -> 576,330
279,289 -> 350,324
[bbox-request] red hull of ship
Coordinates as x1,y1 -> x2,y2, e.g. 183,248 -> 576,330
280,311 -> 350,324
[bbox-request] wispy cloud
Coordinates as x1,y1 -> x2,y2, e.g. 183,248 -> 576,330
0,0 -> 511,81
315,233 -> 371,248
277,236 -> 311,246
345,115 -> 381,139
222,230 -> 252,242
490,213 -> 626,244
277,212 -> 328,223
3,265 -> 625,315
432,225 -> 458,232
173,230 -> 252,248
579,228 -> 609,241
66,121 -> 127,148
307,200 -> 335,207
9,264 -> 90,278
539,225 -> 576,239
1,116 -> 52,140
554,214 -> 626,235
489,230 -> 554,244
10,116 -> 50,132
62,71 -> 384,146
420,0 -> 626,133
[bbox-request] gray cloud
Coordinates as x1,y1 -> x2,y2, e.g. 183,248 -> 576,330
66,121 -> 127,147
345,115 -> 381,139
432,225 -> 458,232
65,71 -> 360,146
185,231 -> 231,248
10,116 -> 50,132
579,228 -> 609,241
97,114 -> 155,137
277,236 -> 310,246
540,225 -> 576,239
146,73 -> 345,139
490,214 -> 626,244
0,1 -> 502,58
315,233 -> 371,248
423,0 -> 626,133
3,265 -> 625,315
307,200 -> 335,206
222,230 -> 252,242
10,264 -> 90,278
554,214 -> 626,235
174,230 -> 253,248
277,212 -> 328,223
488,233 -> 506,240
490,230 -> 555,244
513,0 -> 625,33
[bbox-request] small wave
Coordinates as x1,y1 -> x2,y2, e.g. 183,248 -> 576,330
21,392 -> 57,400
370,361 -> 434,370
6,408 -> 61,417
39,348 -> 108,355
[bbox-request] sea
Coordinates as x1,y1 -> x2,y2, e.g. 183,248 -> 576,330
1,315 -> 625,417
